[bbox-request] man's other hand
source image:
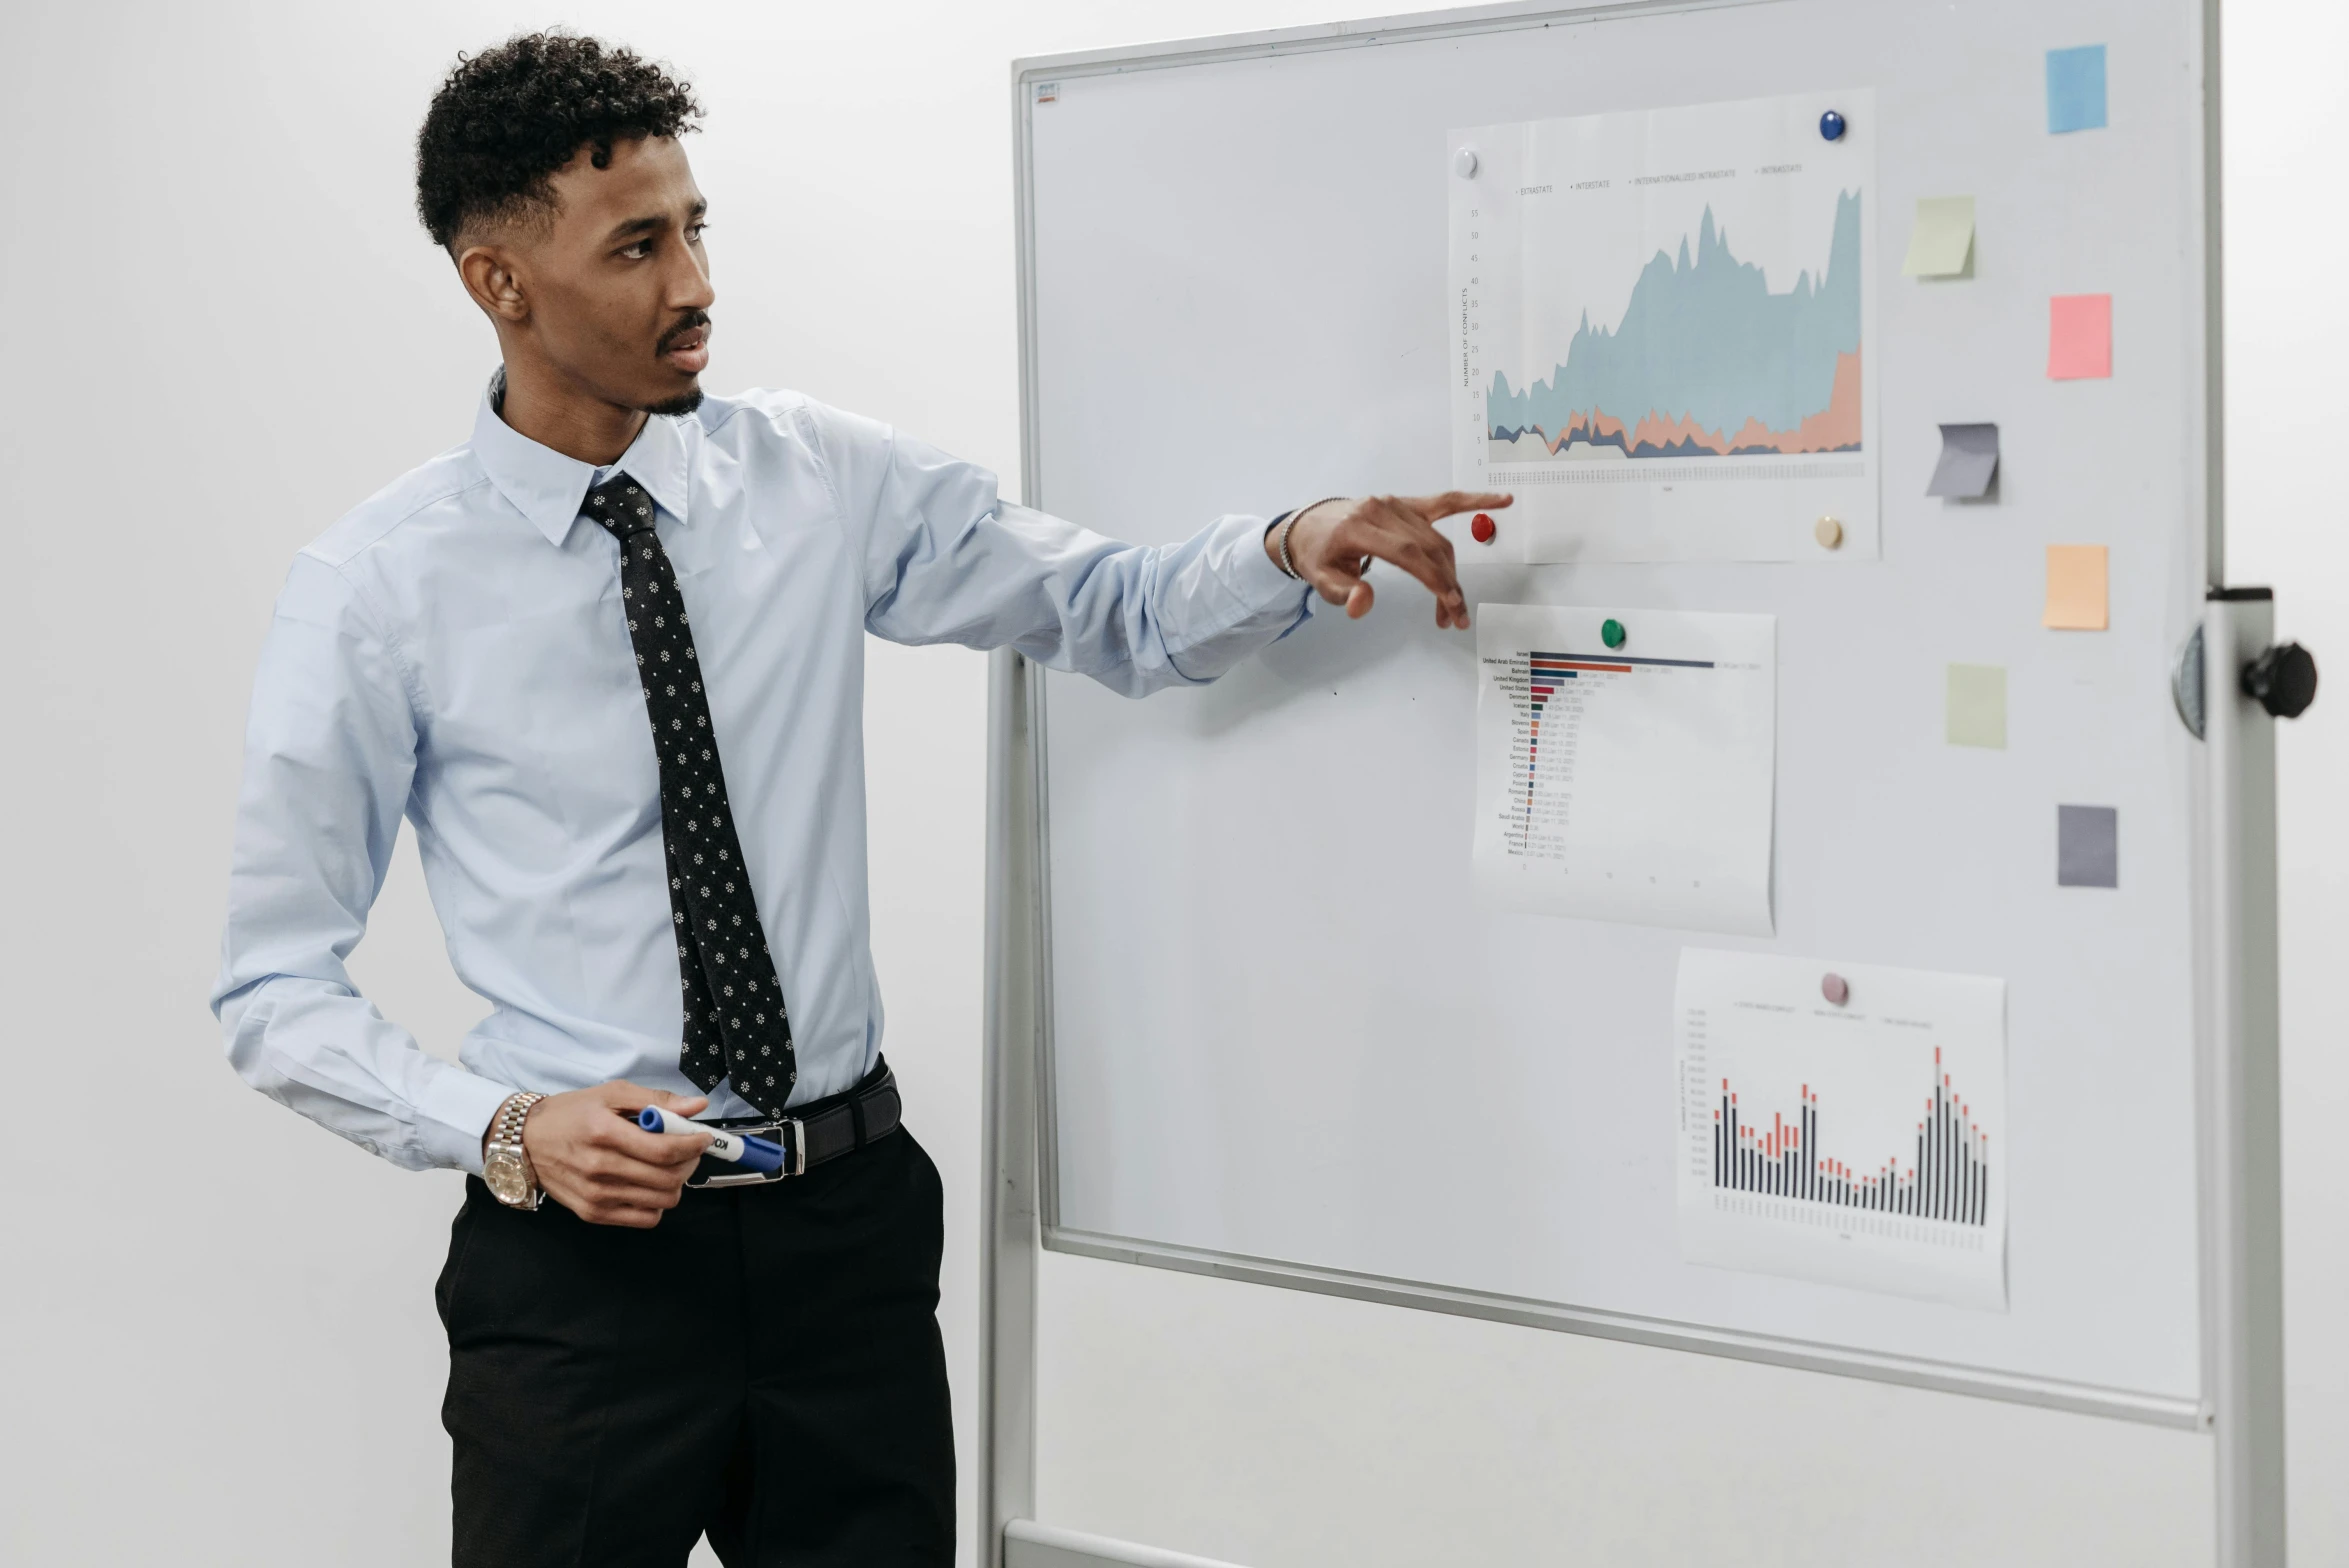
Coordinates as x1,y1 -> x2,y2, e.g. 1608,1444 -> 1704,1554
1275,491 -> 1513,629
518,1080 -> 713,1227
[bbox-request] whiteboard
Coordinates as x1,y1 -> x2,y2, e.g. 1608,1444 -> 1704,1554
1024,0 -> 2213,1420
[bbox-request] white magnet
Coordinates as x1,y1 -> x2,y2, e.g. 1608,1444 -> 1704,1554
1454,146 -> 1479,179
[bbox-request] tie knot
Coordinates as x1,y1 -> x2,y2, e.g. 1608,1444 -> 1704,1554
585,479 -> 658,538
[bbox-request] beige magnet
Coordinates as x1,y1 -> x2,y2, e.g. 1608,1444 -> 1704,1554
1821,973 -> 1850,1006
1814,515 -> 1844,549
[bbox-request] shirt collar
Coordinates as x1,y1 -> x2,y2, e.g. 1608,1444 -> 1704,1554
471,368 -> 693,546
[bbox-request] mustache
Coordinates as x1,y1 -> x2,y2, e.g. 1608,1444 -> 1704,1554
657,310 -> 712,355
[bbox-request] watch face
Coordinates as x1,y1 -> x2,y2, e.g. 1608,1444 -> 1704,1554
484,1148 -> 531,1207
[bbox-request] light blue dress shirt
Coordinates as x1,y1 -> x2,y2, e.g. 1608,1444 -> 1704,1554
212,382 -> 1311,1173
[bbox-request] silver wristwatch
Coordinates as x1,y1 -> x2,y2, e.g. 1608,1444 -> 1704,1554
482,1091 -> 547,1210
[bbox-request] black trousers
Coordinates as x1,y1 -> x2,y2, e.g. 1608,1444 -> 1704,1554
436,1121 -> 954,1567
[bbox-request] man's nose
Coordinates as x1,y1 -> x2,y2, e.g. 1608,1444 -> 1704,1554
671,246 -> 715,312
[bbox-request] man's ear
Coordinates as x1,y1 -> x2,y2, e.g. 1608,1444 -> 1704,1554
456,242 -> 530,324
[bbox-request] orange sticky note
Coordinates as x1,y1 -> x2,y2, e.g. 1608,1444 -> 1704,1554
2044,545 -> 2109,630
2049,294 -> 2113,379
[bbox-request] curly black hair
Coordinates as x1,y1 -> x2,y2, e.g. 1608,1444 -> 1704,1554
415,31 -> 702,248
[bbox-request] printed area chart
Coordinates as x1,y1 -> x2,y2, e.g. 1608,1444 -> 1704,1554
1450,89 -> 1878,561
1473,604 -> 1775,936
1675,949 -> 2008,1311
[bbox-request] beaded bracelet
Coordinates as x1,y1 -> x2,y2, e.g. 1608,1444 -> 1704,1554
1276,497 -> 1349,580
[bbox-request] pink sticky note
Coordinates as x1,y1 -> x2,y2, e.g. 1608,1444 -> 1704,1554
2049,294 -> 2113,380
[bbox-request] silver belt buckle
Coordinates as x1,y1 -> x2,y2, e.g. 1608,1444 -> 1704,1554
689,1118 -> 805,1187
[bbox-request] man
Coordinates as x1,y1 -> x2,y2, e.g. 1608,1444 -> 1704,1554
211,30 -> 1506,1568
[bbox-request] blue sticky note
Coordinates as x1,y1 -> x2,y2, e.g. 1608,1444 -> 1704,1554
2047,45 -> 2108,133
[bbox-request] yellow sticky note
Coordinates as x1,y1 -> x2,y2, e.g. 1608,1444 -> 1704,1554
1904,196 -> 1976,278
2044,545 -> 2109,630
1947,663 -> 2007,749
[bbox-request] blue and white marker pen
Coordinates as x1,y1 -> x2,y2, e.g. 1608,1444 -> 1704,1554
638,1105 -> 786,1175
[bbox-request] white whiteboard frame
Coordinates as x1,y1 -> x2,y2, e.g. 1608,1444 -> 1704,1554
979,2 -> 2280,1564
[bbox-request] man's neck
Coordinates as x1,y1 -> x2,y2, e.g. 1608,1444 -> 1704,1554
496,356 -> 648,467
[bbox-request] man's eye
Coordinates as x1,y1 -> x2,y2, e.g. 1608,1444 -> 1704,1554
687,224 -> 708,243
620,242 -> 652,260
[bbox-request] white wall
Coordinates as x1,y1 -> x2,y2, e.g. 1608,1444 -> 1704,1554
2224,0 -> 2349,1559
0,2 -> 2339,1566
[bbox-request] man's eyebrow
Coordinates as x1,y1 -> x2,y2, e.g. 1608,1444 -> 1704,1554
604,213 -> 670,244
602,201 -> 709,246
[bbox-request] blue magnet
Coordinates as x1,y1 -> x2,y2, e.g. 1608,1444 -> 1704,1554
1819,109 -> 1846,142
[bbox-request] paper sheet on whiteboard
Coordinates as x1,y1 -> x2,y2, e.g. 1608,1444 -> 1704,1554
1472,603 -> 1775,935
1675,948 -> 2009,1311
1449,90 -> 1879,562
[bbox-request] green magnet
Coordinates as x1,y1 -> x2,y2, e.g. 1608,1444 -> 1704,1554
1600,618 -> 1627,650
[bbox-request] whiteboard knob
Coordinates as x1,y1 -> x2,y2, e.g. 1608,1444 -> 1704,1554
1454,146 -> 1479,179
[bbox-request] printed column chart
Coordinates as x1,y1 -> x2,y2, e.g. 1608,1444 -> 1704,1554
1474,604 -> 1775,936
1675,948 -> 2009,1311
1450,89 -> 1878,561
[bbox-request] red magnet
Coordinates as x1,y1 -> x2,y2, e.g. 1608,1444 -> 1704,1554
1821,973 -> 1850,1007
1470,512 -> 1497,544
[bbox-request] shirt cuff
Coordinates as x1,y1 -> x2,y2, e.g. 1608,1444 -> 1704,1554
417,1063 -> 523,1176
1212,510 -> 1314,620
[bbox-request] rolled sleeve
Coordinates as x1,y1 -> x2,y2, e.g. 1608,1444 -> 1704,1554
1156,509 -> 1321,680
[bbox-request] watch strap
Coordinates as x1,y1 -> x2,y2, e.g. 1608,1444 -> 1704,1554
487,1091 -> 546,1209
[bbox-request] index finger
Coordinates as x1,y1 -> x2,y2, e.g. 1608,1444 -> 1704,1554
1399,490 -> 1514,522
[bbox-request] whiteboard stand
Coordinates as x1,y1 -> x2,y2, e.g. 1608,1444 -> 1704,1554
981,600 -> 2293,1566
2201,590 -> 2288,1568
980,644 -> 1043,1568
975,4 -> 2292,1565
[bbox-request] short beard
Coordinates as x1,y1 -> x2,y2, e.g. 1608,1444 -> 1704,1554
641,386 -> 705,417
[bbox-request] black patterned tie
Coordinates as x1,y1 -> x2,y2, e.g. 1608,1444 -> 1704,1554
585,476 -> 797,1116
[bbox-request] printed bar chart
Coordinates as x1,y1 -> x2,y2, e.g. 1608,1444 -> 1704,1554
1711,1047 -> 1989,1226
1519,651 -> 1714,849
1675,949 -> 2008,1310
1475,606 -> 1774,936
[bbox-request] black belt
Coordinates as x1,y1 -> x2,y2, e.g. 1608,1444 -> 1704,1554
686,1059 -> 902,1189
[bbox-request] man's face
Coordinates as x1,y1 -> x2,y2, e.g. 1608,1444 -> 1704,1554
488,135 -> 715,414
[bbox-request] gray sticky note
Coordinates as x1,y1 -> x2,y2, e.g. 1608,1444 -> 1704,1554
2058,804 -> 2118,888
1928,423 -> 2000,499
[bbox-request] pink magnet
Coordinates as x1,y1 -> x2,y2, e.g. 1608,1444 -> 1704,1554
1470,512 -> 1497,544
1821,973 -> 1850,1006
